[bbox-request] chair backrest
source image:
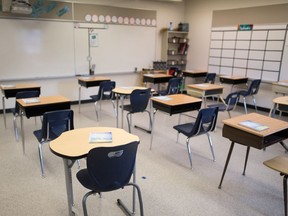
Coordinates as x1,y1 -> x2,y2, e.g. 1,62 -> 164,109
225,92 -> 240,111
98,81 -> 116,100
15,90 -> 40,114
204,73 -> 216,84
165,77 -> 182,95
247,79 -> 261,96
191,107 -> 219,136
130,88 -> 151,113
40,109 -> 74,141
86,141 -> 139,192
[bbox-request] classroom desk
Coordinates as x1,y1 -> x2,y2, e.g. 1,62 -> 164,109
143,74 -> 173,91
269,96 -> 288,117
218,113 -> 288,189
186,83 -> 224,107
182,69 -> 208,89
219,75 -> 248,91
0,83 -> 41,128
17,95 -> 70,154
112,86 -> 149,129
150,94 -> 202,149
77,76 -> 110,112
49,127 -> 140,216
272,80 -> 288,95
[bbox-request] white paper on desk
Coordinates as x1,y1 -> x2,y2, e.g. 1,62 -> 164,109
89,132 -> 112,143
195,84 -> 209,87
154,96 -> 172,101
239,120 -> 269,131
22,98 -> 40,104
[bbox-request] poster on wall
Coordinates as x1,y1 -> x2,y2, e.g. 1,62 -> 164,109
89,33 -> 99,47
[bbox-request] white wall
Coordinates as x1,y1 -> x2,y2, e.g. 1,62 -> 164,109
184,0 -> 288,110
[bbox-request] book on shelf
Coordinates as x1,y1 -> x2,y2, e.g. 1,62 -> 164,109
89,132 -> 112,143
238,120 -> 269,131
22,98 -> 40,104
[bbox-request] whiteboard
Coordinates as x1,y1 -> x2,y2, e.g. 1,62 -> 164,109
0,19 -> 75,80
74,25 -> 156,75
0,18 -> 156,80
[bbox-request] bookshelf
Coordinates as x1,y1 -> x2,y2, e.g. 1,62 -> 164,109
161,30 -> 189,71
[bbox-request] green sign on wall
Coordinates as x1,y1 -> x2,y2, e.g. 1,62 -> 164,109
238,24 -> 253,31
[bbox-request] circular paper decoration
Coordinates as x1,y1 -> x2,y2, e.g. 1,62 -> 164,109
130,17 -> 135,25
118,16 -> 123,24
135,18 -> 141,25
124,17 -> 129,24
112,16 -> 117,23
99,15 -> 105,22
146,19 -> 151,26
141,18 -> 146,25
92,15 -> 98,22
85,14 -> 92,22
152,19 -> 156,26
105,15 -> 111,23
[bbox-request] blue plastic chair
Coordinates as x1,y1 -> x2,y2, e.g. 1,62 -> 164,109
239,79 -> 261,113
173,107 -> 218,169
122,88 -> 152,133
204,73 -> 216,84
158,77 -> 182,96
76,141 -> 144,216
33,109 -> 74,177
90,81 -> 116,120
208,91 -> 240,118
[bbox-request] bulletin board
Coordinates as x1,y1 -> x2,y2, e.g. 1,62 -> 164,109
208,24 -> 288,82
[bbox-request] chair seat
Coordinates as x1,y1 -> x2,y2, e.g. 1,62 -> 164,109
33,130 -> 58,143
173,123 -> 208,137
77,169 -> 99,191
238,90 -> 249,97
208,103 -> 227,111
90,94 -> 112,101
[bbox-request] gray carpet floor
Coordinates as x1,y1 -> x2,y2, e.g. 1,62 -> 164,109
0,100 -> 287,216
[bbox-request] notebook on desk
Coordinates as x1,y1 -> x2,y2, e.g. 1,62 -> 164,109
239,120 -> 269,132
22,98 -> 40,104
89,132 -> 112,143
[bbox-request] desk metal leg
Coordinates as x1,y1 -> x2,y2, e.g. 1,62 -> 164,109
2,96 -> 6,128
280,141 -> 288,152
78,86 -> 81,113
242,146 -> 250,176
149,109 -> 157,150
218,141 -> 235,189
116,94 -> 119,128
20,113 -> 25,154
283,174 -> 288,216
63,159 -> 76,216
121,95 -> 124,129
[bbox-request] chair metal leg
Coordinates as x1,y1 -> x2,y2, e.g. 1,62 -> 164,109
243,97 -> 247,114
94,101 -> 99,121
252,95 -> 257,112
186,138 -> 193,169
123,183 -> 144,216
206,133 -> 216,162
82,191 -> 95,216
126,113 -> 132,133
176,132 -> 179,143
111,100 -> 116,116
38,143 -> 45,177
13,115 -> 19,142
